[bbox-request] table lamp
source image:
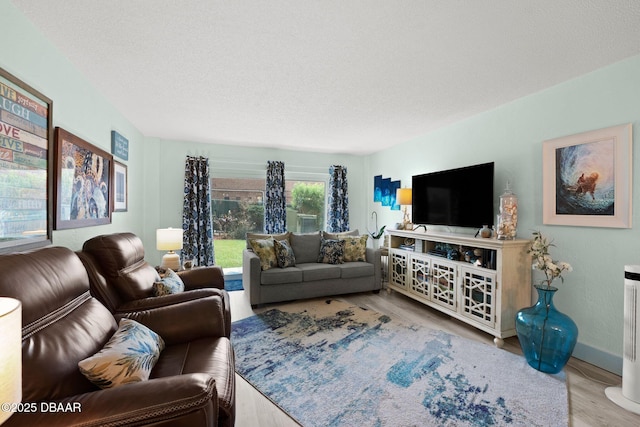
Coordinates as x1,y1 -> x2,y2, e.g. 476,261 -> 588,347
396,188 -> 412,230
0,297 -> 21,425
156,227 -> 183,270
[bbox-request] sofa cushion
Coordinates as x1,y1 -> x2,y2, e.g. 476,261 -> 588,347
261,267 -> 303,285
297,263 -> 342,281
82,232 -> 161,301
246,231 -> 290,249
274,239 -> 296,268
290,231 -> 321,264
249,238 -> 278,271
150,338 -> 235,423
78,318 -> 165,389
0,247 -> 120,402
342,235 -> 368,262
318,239 -> 345,264
322,229 -> 359,240
152,268 -> 185,296
339,262 -> 375,279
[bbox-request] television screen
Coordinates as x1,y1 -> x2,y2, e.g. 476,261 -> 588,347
412,162 -> 494,228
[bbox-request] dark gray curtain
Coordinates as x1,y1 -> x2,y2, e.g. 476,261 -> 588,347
182,156 -> 215,266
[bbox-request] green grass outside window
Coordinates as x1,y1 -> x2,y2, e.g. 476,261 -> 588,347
213,239 -> 245,268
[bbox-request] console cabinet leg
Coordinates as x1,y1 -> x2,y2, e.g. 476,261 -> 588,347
493,337 -> 504,348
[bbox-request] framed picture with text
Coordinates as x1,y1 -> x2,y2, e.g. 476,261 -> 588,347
54,127 -> 113,229
542,123 -> 632,228
0,67 -> 53,254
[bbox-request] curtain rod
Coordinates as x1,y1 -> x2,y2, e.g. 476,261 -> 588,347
211,160 -> 330,172
212,169 -> 330,178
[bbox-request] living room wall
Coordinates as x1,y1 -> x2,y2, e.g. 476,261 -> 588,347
366,54 -> 640,374
1,0 -> 147,249
2,1 -> 368,261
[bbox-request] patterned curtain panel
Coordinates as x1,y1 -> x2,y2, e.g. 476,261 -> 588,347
182,156 -> 215,266
265,161 -> 286,233
327,165 -> 349,232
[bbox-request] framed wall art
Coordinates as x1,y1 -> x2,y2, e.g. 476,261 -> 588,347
113,160 -> 128,212
54,127 -> 113,229
542,123 -> 632,228
0,67 -> 53,254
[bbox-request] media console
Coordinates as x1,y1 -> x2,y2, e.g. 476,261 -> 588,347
387,229 -> 531,347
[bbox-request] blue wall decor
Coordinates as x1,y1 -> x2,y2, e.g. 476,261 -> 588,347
389,180 -> 400,211
111,130 -> 129,161
374,176 -> 401,211
373,175 -> 383,202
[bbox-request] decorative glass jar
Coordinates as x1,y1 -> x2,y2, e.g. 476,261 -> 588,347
496,183 -> 518,240
515,284 -> 579,374
479,225 -> 492,238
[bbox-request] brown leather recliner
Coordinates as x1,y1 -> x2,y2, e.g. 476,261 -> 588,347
78,232 -> 231,337
0,246 -> 235,427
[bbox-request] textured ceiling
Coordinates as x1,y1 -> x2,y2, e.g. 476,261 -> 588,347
11,0 -> 640,154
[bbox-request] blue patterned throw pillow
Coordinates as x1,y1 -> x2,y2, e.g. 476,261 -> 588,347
78,318 -> 165,389
274,238 -> 296,268
152,268 -> 185,296
317,239 -> 345,264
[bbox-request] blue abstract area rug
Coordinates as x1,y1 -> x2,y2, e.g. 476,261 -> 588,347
231,299 -> 568,427
224,279 -> 243,292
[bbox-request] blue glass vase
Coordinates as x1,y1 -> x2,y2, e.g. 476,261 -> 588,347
515,284 -> 578,374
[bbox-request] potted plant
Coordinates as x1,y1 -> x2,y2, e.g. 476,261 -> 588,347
367,212 -> 386,249
515,231 -> 578,374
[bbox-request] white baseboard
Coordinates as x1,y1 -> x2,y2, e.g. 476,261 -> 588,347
572,342 -> 622,376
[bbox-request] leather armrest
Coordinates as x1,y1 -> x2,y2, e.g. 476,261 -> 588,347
119,295 -> 227,343
116,288 -> 226,312
3,374 -> 217,427
178,266 -> 224,290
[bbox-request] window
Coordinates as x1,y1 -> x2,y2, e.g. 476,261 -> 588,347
288,181 -> 325,233
212,178 -> 265,239
211,177 -> 326,268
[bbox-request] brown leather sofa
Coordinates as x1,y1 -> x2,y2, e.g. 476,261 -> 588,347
0,246 -> 235,427
78,232 -> 231,337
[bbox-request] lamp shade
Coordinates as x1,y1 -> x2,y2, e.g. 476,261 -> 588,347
0,297 -> 21,425
156,228 -> 184,251
396,188 -> 412,206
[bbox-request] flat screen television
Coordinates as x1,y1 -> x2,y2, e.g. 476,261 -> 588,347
412,162 -> 494,228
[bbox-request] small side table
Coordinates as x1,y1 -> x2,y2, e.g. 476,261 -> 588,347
380,246 -> 389,286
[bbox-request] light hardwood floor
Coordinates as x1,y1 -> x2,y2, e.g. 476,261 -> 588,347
229,289 -> 640,427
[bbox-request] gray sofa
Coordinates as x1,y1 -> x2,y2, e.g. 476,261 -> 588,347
243,231 -> 381,307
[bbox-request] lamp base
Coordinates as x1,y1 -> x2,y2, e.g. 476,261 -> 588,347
402,206 -> 411,230
161,251 -> 180,271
